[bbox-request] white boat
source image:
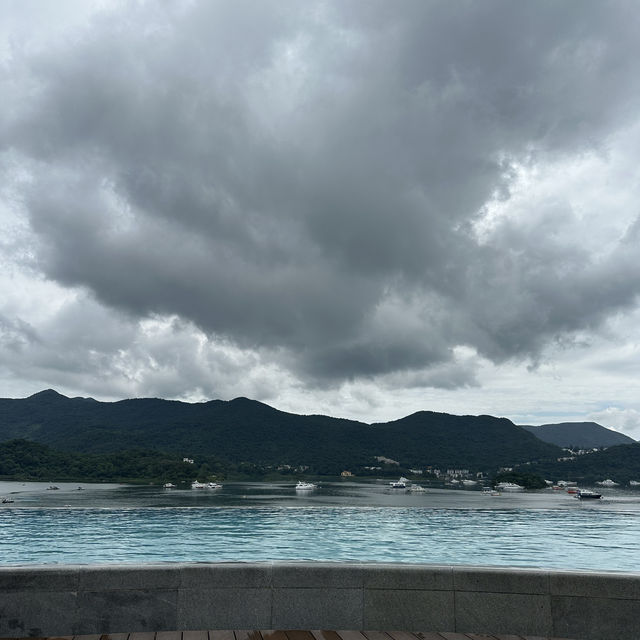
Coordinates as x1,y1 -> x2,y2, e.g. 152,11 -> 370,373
408,484 -> 426,493
207,482 -> 223,489
630,480 -> 640,486
462,479 -> 478,487
495,482 -> 524,492
389,478 -> 407,489
596,479 -> 619,487
295,481 -> 316,490
163,483 -> 176,488
191,481 -> 207,489
482,487 -> 501,496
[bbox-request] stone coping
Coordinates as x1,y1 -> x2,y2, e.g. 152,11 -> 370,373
1,563 -> 639,640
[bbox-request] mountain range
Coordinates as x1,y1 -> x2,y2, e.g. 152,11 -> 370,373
0,390 -> 634,477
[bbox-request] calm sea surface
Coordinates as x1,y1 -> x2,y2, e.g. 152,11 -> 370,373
2,480 -> 640,571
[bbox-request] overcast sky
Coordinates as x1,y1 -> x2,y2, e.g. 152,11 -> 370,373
2,0 -> 640,437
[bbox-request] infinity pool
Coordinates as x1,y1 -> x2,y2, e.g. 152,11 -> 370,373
2,480 -> 639,570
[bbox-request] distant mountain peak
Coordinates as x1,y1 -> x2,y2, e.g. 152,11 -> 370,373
521,421 -> 635,448
28,389 -> 67,400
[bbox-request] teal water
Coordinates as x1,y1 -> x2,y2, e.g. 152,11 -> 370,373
2,481 -> 640,570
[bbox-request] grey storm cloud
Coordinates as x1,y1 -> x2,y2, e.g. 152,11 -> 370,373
2,0 -> 640,385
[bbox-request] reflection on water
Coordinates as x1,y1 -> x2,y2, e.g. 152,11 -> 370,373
2,480 -> 640,570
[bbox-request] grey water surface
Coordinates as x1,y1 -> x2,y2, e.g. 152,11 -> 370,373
1,480 -> 639,570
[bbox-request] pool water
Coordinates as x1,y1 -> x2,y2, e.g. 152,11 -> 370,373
1,480 -> 639,570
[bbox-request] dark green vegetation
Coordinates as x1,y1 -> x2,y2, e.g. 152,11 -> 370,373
523,443 -> 640,485
2,390 -> 639,483
0,439 -> 207,483
520,422 -> 635,448
0,389 -> 563,480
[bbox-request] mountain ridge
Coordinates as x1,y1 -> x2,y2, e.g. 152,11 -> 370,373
520,421 -> 635,448
0,389 -> 561,473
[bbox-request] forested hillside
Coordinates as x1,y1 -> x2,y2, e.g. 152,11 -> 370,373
0,390 -> 561,475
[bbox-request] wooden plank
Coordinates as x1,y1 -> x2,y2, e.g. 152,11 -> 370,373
285,633 -> 315,640
439,634 -> 476,640
415,634 -> 449,640
100,635 -> 130,640
235,631 -> 262,640
362,632 -> 391,640
261,632 -> 288,640
334,633 -> 367,640
209,632 -> 235,640
74,636 -> 101,640
128,634 -> 155,640
466,634 -> 500,640
310,631 -> 342,640
183,632 -> 209,640
155,633 -> 181,640
386,633 -> 423,640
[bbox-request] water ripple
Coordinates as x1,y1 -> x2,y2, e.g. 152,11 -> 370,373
2,505 -> 640,570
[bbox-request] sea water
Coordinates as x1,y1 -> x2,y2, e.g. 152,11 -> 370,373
2,480 -> 640,570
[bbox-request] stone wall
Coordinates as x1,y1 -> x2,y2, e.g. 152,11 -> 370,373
1,563 -> 639,640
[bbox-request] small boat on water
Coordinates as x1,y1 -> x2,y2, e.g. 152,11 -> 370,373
192,480 -> 223,489
163,483 -> 176,488
46,485 -> 59,490
566,487 -> 580,495
295,481 -> 317,490
408,484 -> 426,493
596,479 -> 618,487
577,489 -> 602,500
389,477 -> 410,489
495,482 -> 524,492
1,497 -> 14,504
630,480 -> 640,486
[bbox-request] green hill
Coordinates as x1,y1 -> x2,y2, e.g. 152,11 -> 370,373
0,438 -> 201,483
0,389 -> 561,475
520,422 -> 635,448
524,442 -> 640,485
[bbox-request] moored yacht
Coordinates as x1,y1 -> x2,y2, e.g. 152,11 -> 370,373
389,477 -> 410,489
295,481 -> 317,490
577,489 -> 602,500
495,482 -> 524,492
596,479 -> 618,487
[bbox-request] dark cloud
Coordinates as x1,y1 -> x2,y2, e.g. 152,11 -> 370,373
2,0 -> 640,387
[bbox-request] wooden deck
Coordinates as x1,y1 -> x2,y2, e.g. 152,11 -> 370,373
0,630 -> 583,640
